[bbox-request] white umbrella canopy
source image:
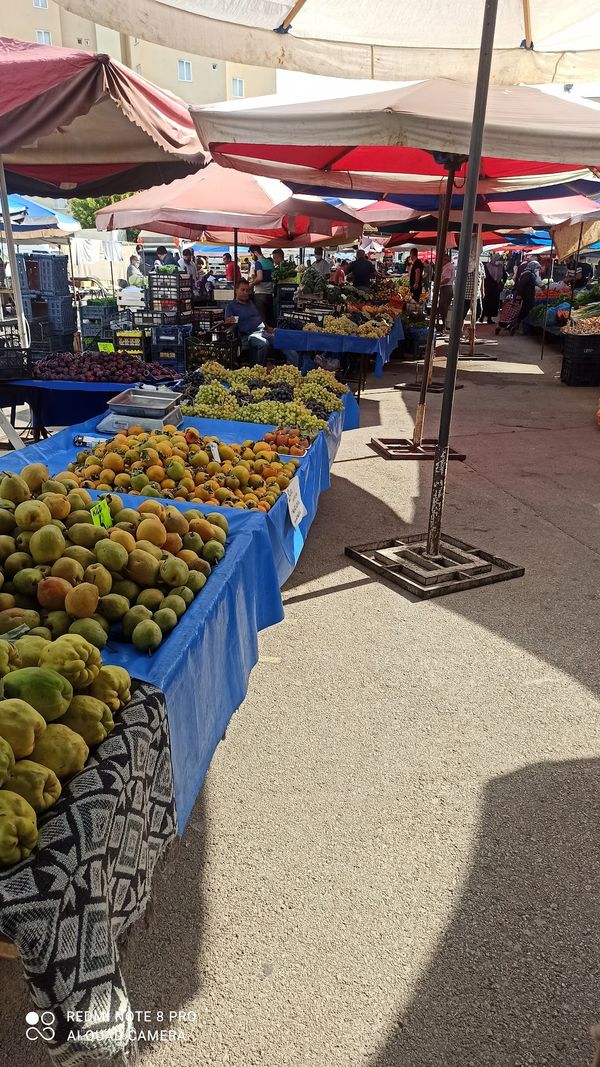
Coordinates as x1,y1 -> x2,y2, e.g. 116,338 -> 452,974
192,79 -> 600,194
55,0 -> 600,84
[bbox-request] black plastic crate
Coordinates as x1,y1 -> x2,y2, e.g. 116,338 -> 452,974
186,331 -> 237,371
192,306 -> 225,331
131,310 -> 167,328
150,341 -> 186,373
0,322 -> 21,350
562,332 -> 600,359
148,271 -> 192,297
0,349 -> 32,380
560,353 -> 600,386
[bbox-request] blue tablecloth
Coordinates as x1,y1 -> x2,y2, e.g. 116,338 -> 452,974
0,395 -> 352,585
0,379 -> 136,428
274,316 -> 404,377
0,447 -> 283,830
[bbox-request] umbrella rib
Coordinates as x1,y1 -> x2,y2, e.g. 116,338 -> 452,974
522,0 -> 533,47
323,146 -> 357,171
275,0 -> 310,32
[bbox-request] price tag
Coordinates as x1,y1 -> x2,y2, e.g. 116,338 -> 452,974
90,498 -> 113,529
208,441 -> 221,463
97,342 -> 115,353
285,476 -> 307,529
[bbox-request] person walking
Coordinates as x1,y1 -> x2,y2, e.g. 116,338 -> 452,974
480,253 -> 505,324
438,253 -> 455,331
407,246 -> 424,301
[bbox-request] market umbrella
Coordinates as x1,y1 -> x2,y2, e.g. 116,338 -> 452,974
0,194 -> 80,238
357,193 -> 600,230
95,164 -> 362,240
193,54 -> 600,563
192,79 -> 600,195
0,35 -> 206,360
54,0 -> 600,84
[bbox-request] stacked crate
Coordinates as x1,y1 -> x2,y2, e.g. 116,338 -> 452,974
148,271 -> 192,322
80,301 -> 118,350
561,333 -> 600,386
150,323 -> 193,373
17,252 -> 74,353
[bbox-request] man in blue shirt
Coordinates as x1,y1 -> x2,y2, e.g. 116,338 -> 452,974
225,280 -> 299,367
225,280 -> 274,364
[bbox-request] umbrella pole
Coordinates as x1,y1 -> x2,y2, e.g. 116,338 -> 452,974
0,158 -> 29,448
0,157 -> 29,351
567,222 -> 584,322
467,222 -> 482,354
540,237 -> 555,362
109,260 -> 115,297
233,227 -> 239,289
68,237 -> 82,354
413,161 -> 456,446
427,0 -> 498,556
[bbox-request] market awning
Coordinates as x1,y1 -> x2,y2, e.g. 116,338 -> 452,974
358,193 -> 600,230
0,194 -> 81,237
54,0 -> 600,84
0,36 -> 206,196
95,164 -> 362,242
192,80 -> 600,196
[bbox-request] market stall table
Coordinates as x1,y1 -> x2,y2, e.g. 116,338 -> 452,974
0,380 -> 141,435
273,316 -> 403,395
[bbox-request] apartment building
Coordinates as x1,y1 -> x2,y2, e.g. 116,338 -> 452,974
2,1 -> 276,104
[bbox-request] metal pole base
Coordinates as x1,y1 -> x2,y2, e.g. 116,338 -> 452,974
345,532 -> 524,599
367,437 -> 466,461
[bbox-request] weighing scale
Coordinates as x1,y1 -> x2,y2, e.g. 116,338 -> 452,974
96,386 -> 183,435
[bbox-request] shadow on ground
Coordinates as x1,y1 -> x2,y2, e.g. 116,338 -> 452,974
119,791 -> 209,1060
372,759 -> 600,1067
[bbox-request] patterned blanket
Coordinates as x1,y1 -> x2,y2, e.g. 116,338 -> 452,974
0,682 -> 177,1066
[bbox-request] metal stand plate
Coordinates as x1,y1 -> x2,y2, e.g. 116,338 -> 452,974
345,533 -> 524,599
368,437 -> 466,461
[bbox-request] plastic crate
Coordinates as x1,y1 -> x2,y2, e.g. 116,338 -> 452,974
148,271 -> 192,298
150,341 -> 187,373
23,294 -> 74,332
186,331 -> 238,371
16,253 -> 69,295
0,349 -> 32,380
80,302 -> 118,324
562,332 -> 600,359
192,306 -> 225,331
131,310 -> 167,328
151,324 -> 193,346
560,353 -> 600,386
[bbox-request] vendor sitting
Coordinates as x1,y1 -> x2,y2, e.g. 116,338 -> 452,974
225,281 -> 298,367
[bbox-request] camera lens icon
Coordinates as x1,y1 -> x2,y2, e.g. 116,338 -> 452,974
26,1010 -> 56,1042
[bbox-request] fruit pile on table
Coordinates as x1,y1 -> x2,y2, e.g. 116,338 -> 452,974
0,635 -> 131,866
32,351 -> 180,383
65,425 -> 300,508
0,463 -> 228,656
181,363 -> 347,431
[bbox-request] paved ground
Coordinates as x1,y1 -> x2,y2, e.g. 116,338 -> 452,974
3,329 -> 600,1067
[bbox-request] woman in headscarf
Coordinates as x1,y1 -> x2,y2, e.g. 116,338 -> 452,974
480,253 -> 506,324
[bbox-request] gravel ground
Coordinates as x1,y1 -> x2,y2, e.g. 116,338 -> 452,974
2,330 -> 600,1067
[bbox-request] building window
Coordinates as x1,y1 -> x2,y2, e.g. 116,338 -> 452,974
232,77 -> 245,98
177,60 -> 192,83
36,30 -> 52,45
33,0 -> 48,8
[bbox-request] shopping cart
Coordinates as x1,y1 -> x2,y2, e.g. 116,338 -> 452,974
495,292 -> 522,335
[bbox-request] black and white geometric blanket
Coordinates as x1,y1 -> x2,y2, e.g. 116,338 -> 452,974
0,682 -> 177,1066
